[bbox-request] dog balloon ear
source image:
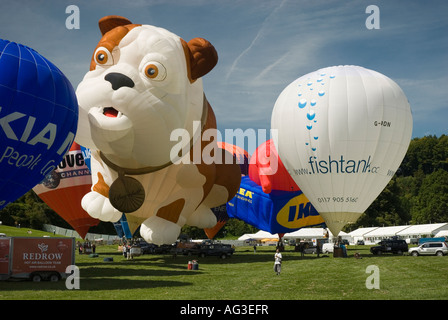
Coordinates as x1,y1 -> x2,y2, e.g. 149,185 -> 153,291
181,38 -> 218,82
99,15 -> 133,35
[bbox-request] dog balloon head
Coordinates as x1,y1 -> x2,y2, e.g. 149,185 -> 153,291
75,16 -> 218,169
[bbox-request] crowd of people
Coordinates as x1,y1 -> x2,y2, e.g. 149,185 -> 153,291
77,240 -> 96,254
120,237 -> 142,260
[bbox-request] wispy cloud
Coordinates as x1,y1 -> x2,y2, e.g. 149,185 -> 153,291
225,0 -> 288,83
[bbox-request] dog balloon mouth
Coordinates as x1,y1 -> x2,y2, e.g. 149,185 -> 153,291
88,106 -> 133,142
103,107 -> 122,118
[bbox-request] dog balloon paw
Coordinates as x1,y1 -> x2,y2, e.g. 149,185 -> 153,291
81,191 -> 122,222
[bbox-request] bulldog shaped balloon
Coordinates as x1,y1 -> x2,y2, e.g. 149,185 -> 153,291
75,16 -> 241,244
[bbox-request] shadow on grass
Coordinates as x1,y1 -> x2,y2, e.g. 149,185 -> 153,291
78,278 -> 191,291
0,277 -> 192,291
78,247 -> 406,268
0,259 -> 197,291
78,264 -> 201,278
0,248 -> 411,292
79,248 -> 400,268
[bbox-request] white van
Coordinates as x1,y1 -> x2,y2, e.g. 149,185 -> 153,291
322,243 -> 335,254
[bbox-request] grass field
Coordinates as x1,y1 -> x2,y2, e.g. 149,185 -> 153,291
1,225 -> 447,301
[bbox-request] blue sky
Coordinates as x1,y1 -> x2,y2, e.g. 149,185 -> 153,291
1,0 -> 447,153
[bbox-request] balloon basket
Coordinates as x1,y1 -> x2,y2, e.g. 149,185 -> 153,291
333,247 -> 344,258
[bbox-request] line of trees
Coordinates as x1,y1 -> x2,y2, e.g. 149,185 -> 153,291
351,134 -> 448,231
0,134 -> 447,238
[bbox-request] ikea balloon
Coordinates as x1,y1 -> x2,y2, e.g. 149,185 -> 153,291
227,176 -> 325,234
271,65 -> 413,235
249,139 -> 300,194
0,39 -> 78,209
33,142 -> 99,238
75,16 -> 240,245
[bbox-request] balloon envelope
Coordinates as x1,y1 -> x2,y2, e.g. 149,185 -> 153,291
249,139 -> 300,194
203,204 -> 229,239
217,141 -> 250,176
80,145 -> 92,171
113,214 -> 134,239
204,142 -> 250,239
271,65 -> 412,235
227,176 -> 325,234
0,39 -> 78,209
33,143 -> 99,238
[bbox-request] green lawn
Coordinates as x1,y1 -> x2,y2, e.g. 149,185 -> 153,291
1,225 -> 447,300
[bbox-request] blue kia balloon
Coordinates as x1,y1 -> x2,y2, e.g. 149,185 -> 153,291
0,39 -> 78,209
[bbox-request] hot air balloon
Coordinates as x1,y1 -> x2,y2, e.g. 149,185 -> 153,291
33,142 -> 99,238
0,39 -> 78,210
113,214 -> 134,239
249,139 -> 300,194
80,145 -> 91,171
217,141 -> 250,176
271,65 -> 413,236
74,16 -> 241,245
203,142 -> 250,239
203,204 -> 229,240
227,176 -> 325,234
81,145 -> 142,239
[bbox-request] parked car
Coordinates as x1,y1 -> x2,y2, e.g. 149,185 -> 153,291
294,241 -> 319,254
172,241 -> 200,256
370,239 -> 408,255
130,245 -> 142,257
409,242 -> 448,256
133,240 -> 159,254
197,243 -> 234,259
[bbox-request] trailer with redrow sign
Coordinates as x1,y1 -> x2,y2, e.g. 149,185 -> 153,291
0,237 -> 75,282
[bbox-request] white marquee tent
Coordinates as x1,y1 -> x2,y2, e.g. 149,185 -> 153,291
396,223 -> 448,239
350,223 -> 448,244
238,230 -> 279,241
435,230 -> 448,238
237,223 -> 448,245
238,228 -> 349,243
359,225 -> 410,243
283,228 -> 348,240
347,227 -> 379,244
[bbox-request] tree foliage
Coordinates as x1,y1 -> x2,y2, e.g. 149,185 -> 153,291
0,192 -> 53,230
411,169 -> 448,223
400,135 -> 448,175
349,134 -> 448,231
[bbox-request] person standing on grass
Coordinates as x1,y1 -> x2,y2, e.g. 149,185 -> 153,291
274,248 -> 282,275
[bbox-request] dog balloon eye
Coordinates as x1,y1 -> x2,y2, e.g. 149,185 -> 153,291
145,64 -> 158,78
94,47 -> 113,66
97,52 -> 107,63
143,62 -> 166,81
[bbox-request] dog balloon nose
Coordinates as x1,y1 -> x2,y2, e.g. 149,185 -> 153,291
105,72 -> 135,90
